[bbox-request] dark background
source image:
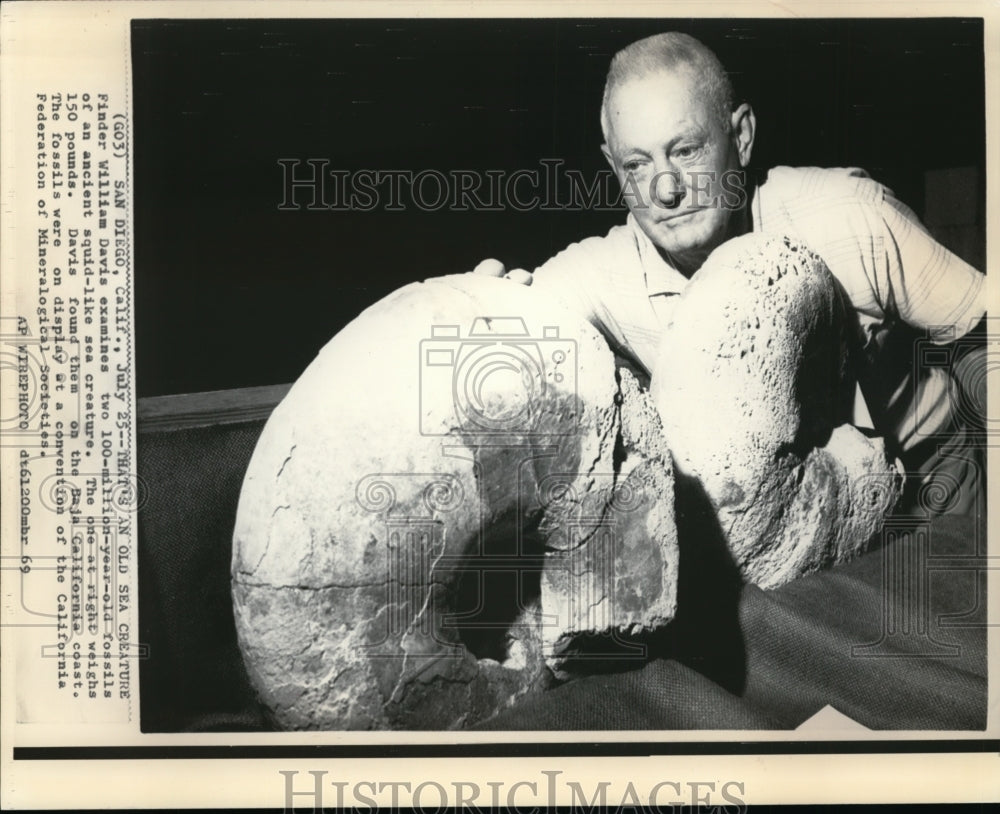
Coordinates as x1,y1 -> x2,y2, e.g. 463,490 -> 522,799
132,17 -> 985,397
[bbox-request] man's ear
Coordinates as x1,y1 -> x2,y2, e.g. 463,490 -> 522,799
730,103 -> 756,167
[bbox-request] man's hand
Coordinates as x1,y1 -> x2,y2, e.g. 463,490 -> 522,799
471,258 -> 533,286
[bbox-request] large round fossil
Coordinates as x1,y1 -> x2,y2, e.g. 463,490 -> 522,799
231,274 -> 678,730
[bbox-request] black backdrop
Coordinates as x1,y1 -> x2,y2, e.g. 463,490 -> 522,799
131,17 -> 985,397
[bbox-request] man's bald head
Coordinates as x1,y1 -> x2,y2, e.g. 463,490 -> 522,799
600,32 -> 734,143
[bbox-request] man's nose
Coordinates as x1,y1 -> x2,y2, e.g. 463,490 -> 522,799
651,167 -> 686,208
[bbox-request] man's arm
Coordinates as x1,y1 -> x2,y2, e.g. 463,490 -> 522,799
877,188 -> 986,341
880,187 -> 988,427
467,228 -> 630,343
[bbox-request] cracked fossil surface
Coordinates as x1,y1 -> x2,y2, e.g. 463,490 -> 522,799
232,273 -> 678,729
232,234 -> 902,730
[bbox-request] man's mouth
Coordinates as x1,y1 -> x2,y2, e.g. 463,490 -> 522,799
653,208 -> 704,224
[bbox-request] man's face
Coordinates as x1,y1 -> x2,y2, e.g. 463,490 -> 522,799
602,68 -> 750,269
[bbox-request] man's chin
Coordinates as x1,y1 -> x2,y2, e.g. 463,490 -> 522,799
642,215 -> 715,258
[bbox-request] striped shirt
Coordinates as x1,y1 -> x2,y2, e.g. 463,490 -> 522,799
531,165 -> 986,453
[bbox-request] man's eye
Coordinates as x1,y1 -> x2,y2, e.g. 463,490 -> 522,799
674,145 -> 698,159
623,161 -> 641,172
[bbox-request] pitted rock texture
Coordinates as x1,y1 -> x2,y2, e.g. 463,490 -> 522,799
651,233 -> 904,589
232,274 -> 679,730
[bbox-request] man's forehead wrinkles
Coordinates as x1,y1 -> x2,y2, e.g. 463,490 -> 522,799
610,118 -> 705,156
603,69 -> 715,159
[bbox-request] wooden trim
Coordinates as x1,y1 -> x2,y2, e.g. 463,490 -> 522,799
137,383 -> 292,433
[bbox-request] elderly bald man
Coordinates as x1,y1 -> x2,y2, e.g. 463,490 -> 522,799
476,31 -> 987,513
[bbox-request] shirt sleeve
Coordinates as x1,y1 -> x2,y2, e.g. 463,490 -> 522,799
757,166 -> 986,345
877,188 -> 986,343
529,239 -> 601,327
529,227 -> 637,356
